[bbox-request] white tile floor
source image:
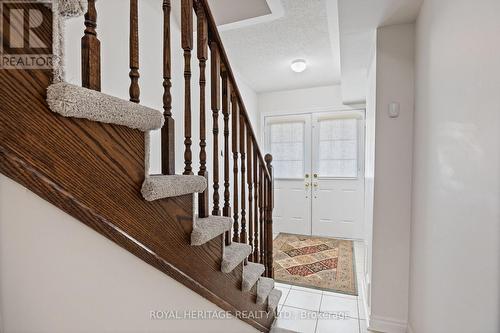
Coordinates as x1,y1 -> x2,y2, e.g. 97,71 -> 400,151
273,239 -> 372,333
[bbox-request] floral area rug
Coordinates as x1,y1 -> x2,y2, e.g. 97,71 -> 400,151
273,233 -> 357,295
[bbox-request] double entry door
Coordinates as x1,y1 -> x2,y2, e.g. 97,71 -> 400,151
265,111 -> 365,239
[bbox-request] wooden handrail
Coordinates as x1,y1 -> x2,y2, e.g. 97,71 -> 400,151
192,0 -> 274,274
197,0 -> 271,181
79,0 -> 275,282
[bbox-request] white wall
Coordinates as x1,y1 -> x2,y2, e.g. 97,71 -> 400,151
259,84 -> 344,115
366,23 -> 415,333
409,0 -> 500,332
0,175 -> 256,333
258,84 -> 355,146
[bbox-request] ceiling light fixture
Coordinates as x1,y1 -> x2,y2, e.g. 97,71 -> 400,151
290,59 -> 307,73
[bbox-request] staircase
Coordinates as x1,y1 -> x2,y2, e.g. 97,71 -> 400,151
0,0 -> 281,332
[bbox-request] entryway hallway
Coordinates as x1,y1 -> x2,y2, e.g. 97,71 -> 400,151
273,239 -> 368,333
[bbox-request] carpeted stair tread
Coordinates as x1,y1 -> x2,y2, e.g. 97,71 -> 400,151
221,243 -> 252,273
270,327 -> 300,333
242,262 -> 266,292
267,288 -> 282,313
256,277 -> 275,305
47,82 -> 164,131
191,215 -> 232,246
141,175 -> 207,201
58,0 -> 86,17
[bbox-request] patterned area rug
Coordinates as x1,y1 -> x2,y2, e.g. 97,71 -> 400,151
273,233 -> 357,295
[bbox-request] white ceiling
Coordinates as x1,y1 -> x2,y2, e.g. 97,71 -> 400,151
219,0 -> 341,93
209,0 -> 271,26
337,0 -> 424,104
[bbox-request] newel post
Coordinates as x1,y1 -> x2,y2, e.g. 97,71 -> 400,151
265,153 -> 274,278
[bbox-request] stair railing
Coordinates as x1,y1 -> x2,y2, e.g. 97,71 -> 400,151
80,0 -> 275,277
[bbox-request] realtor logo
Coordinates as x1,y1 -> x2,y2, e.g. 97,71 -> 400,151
0,0 -> 53,69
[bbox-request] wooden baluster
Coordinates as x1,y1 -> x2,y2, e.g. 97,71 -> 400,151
222,70 -> 231,245
129,0 -> 140,103
196,4 -> 209,217
265,154 -> 274,278
182,0 -> 193,175
259,164 -> 265,265
247,133 -> 253,261
81,0 -> 101,91
231,91 -> 239,242
222,70 -> 231,216
239,114 -> 247,244
211,42 -> 221,216
253,143 -> 259,262
263,172 -> 268,274
161,0 -> 175,175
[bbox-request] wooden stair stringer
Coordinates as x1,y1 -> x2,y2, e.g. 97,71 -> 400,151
0,66 -> 274,332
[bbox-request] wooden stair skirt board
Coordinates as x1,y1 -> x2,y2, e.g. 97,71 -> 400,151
0,69 -> 275,331
0,0 -> 279,331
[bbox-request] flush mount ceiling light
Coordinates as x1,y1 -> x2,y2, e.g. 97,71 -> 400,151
290,59 -> 307,73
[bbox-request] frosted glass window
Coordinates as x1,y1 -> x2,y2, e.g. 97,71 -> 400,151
318,118 -> 358,178
269,122 -> 304,178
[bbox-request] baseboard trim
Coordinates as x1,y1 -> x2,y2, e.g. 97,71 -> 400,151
368,315 -> 408,333
407,323 -> 415,333
358,273 -> 370,323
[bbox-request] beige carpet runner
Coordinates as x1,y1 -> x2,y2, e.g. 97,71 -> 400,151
273,233 -> 357,295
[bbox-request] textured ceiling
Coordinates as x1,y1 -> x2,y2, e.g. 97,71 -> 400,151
220,0 -> 341,93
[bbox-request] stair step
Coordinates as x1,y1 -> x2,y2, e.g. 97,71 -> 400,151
57,0 -> 86,17
270,327 -> 300,333
47,82 -> 164,131
221,243 -> 252,273
191,215 -> 232,246
141,175 -> 206,201
242,262 -> 265,292
267,288 -> 282,313
256,277 -> 275,305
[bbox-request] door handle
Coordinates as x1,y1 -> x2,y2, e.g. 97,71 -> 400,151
313,182 -> 318,199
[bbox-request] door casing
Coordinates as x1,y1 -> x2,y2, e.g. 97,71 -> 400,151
265,110 -> 365,239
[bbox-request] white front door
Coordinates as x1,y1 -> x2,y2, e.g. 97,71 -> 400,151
266,114 -> 312,235
265,110 -> 365,239
311,112 -> 365,239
